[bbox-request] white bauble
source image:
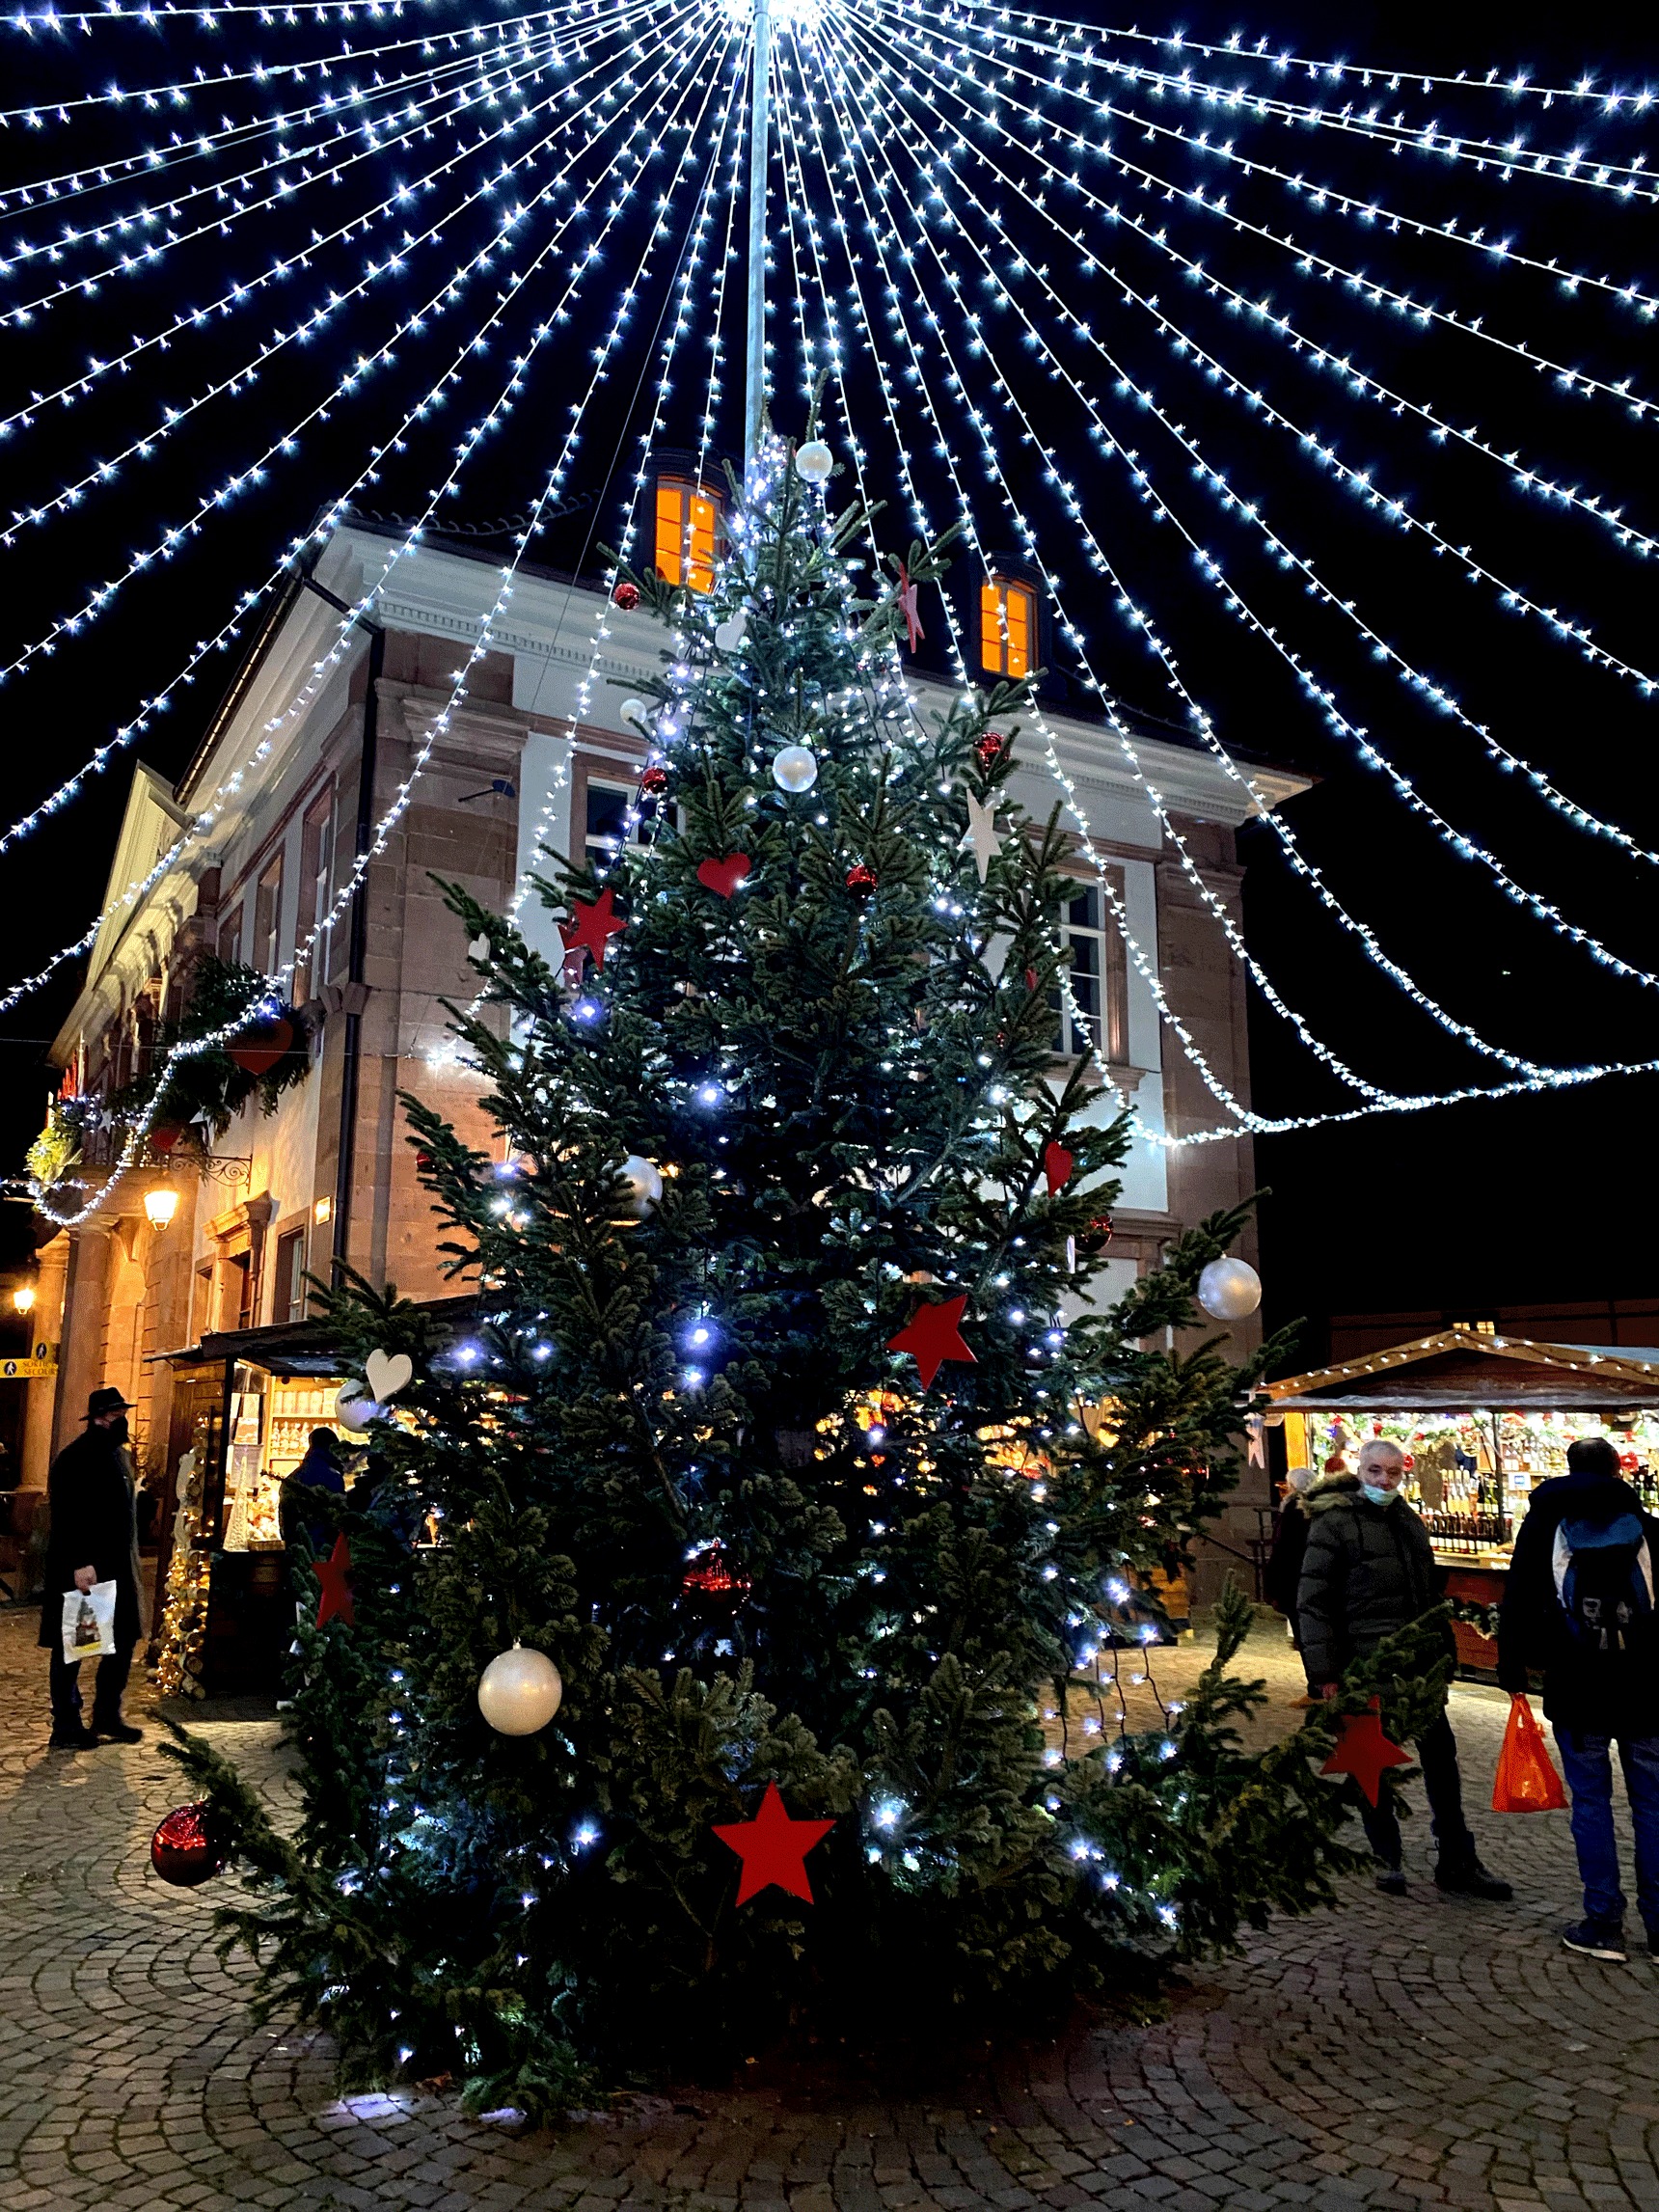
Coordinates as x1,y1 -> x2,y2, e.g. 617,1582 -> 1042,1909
772,745 -> 819,794
615,1153 -> 664,1219
335,1385 -> 383,1432
619,697 -> 650,732
1196,1256 -> 1263,1322
794,439 -> 833,484
477,1644 -> 563,1735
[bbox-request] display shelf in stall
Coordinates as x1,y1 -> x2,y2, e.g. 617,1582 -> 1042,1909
1263,1329 -> 1659,1677
148,1297 -> 472,1697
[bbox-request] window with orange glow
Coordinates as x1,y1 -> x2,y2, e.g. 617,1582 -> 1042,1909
654,477 -> 720,591
980,574 -> 1036,678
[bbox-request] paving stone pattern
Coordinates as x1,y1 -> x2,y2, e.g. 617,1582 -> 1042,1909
4,1605 -> 1658,2210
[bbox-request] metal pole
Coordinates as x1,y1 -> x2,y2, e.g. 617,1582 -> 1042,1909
744,0 -> 773,469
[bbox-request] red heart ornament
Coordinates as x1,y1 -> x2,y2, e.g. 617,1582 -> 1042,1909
1043,1140 -> 1074,1195
228,1018 -> 294,1077
696,854 -> 751,900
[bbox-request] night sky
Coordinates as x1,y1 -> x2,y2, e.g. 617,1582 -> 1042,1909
2,0 -> 1655,1351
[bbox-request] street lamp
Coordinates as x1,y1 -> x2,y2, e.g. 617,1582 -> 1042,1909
144,1187 -> 180,1231
12,1285 -> 36,1315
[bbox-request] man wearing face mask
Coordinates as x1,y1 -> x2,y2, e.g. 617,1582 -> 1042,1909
38,1387 -> 147,1750
1297,1436 -> 1512,1900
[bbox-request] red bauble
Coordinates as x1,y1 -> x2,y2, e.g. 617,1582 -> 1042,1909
228,1017 -> 294,1077
845,863 -> 878,898
612,581 -> 640,611
150,1802 -> 227,1887
682,1543 -> 752,1603
1077,1215 -> 1114,1257
639,765 -> 669,796
974,732 -> 1005,770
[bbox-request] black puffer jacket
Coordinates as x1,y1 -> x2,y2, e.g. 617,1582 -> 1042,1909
1295,1472 -> 1448,1687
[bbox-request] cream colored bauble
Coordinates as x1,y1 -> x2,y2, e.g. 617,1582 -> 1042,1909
771,744 -> 819,794
619,696 -> 650,732
615,1153 -> 664,1219
477,1644 -> 563,1735
1196,1256 -> 1263,1322
335,1384 -> 382,1431
794,439 -> 833,483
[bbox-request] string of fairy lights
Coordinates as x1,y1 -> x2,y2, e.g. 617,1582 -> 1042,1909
4,0 -> 1658,1218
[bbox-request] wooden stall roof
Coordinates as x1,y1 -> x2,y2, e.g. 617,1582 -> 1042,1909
1265,1326 -> 1659,1411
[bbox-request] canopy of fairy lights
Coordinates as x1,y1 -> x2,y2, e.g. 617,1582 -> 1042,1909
5,0 -> 1659,1227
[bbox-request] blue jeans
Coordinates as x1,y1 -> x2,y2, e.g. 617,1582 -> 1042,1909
1552,1728 -> 1659,1934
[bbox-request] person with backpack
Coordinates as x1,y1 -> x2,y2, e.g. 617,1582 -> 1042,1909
1498,1434 -> 1659,1963
1297,1437 -> 1512,1899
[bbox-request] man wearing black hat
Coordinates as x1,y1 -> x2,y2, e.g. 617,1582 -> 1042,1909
39,1386 -> 146,1749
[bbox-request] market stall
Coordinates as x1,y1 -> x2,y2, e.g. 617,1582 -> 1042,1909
150,1319 -> 378,1698
1263,1328 -> 1659,1673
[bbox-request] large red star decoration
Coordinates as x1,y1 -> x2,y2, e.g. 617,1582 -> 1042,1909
712,1781 -> 835,1906
887,1293 -> 976,1390
895,561 -> 924,652
314,1534 -> 355,1629
560,887 -> 627,970
1319,1697 -> 1412,1807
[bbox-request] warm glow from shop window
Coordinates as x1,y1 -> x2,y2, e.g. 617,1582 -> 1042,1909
654,478 -> 720,592
980,575 -> 1035,678
144,1187 -> 180,1230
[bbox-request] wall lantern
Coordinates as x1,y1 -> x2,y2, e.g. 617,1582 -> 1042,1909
144,1187 -> 181,1231
12,1285 -> 36,1315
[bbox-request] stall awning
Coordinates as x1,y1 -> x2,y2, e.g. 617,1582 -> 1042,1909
1264,1327 -> 1659,1412
150,1294 -> 476,1379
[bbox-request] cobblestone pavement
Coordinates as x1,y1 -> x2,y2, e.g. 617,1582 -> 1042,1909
4,1604 -> 1658,2212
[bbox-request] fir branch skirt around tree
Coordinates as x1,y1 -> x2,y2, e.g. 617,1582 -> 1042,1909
165,427 -> 1425,2113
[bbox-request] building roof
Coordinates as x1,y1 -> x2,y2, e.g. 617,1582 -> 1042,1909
1264,1326 -> 1659,1411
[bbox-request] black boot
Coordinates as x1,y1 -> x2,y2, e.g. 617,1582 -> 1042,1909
1435,1854 -> 1512,1901
93,1715 -> 144,1744
48,1722 -> 97,1751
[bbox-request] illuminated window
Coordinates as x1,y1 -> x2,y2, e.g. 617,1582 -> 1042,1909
654,477 -> 720,592
980,573 -> 1036,678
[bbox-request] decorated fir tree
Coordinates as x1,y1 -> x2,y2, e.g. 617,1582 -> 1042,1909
176,430 -> 1440,2112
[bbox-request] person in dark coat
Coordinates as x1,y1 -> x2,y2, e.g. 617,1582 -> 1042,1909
1297,1437 -> 1511,1900
1498,1434 -> 1659,1963
38,1386 -> 145,1750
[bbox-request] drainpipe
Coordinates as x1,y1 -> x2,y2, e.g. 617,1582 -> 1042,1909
300,575 -> 383,1284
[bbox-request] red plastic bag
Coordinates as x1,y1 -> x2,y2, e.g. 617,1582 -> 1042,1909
1492,1693 -> 1567,1813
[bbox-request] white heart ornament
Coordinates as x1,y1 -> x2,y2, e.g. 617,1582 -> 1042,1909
714,612 -> 748,652
468,933 -> 490,962
365,1350 -> 414,1402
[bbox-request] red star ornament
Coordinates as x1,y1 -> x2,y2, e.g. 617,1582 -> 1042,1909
1320,1697 -> 1412,1807
560,887 -> 627,970
712,1780 -> 835,1906
314,1534 -> 355,1629
887,1292 -> 976,1391
1043,1139 -> 1074,1195
896,561 -> 924,652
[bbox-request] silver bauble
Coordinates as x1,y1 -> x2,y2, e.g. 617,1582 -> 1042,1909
477,1644 -> 563,1735
794,439 -> 833,484
1196,1256 -> 1263,1322
335,1385 -> 382,1432
615,1154 -> 664,1219
619,697 -> 650,732
771,745 -> 819,794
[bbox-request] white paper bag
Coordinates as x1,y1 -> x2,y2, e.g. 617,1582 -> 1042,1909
61,1580 -> 118,1664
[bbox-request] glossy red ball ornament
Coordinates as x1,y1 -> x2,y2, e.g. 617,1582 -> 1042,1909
681,1543 -> 751,1613
150,1802 -> 227,1888
639,765 -> 669,796
974,732 -> 1005,770
612,581 -> 640,611
845,863 -> 878,897
1076,1215 -> 1115,1257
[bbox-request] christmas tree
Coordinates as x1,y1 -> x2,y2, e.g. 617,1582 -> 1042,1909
175,428 -> 1424,2114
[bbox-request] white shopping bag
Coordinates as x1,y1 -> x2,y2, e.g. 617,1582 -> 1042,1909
61,1580 -> 118,1664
